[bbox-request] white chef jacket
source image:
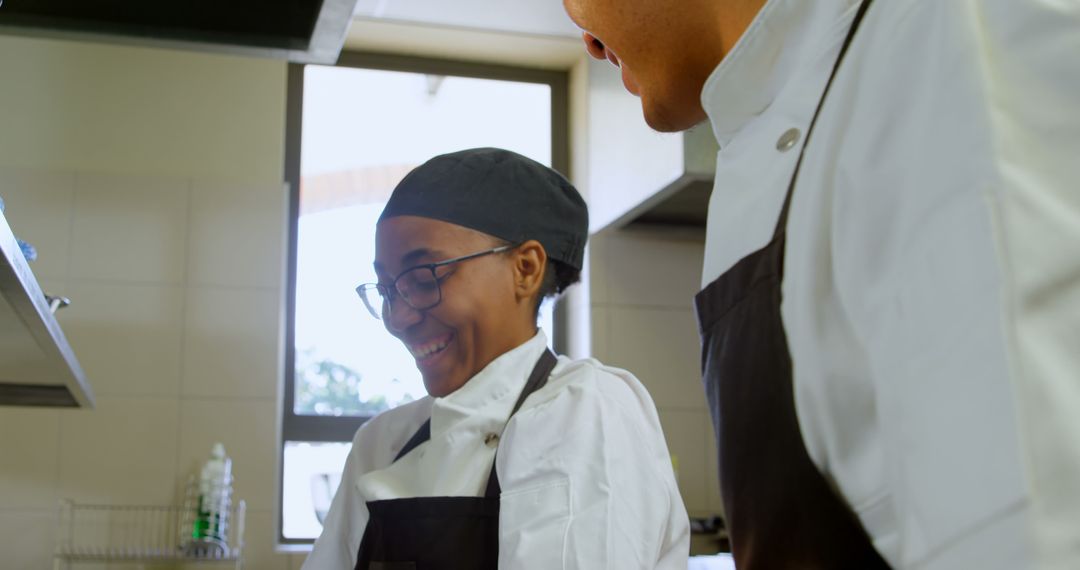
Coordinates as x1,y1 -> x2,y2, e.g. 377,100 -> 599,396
700,0 -> 1080,568
303,331 -> 690,569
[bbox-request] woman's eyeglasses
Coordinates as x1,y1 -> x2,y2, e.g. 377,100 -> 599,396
356,245 -> 514,320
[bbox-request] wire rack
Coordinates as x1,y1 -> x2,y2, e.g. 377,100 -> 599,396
53,490 -> 246,569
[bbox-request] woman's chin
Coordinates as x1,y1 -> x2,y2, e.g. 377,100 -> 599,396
421,370 -> 466,398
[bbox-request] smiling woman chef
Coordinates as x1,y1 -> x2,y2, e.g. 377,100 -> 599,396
302,148 -> 690,569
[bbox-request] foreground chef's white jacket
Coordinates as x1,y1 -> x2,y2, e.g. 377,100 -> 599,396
700,0 -> 1080,568
303,331 -> 690,569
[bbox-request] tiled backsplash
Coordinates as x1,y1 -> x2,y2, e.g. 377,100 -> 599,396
588,229 -> 721,518
0,168 -> 294,569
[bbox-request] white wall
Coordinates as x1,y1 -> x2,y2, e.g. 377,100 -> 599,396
587,229 -> 721,519
0,34 -> 304,569
0,36 -> 286,183
584,58 -> 686,232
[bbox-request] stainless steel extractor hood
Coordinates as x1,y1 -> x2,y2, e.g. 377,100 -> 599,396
0,211 -> 93,408
614,123 -> 719,230
625,124 -> 718,229
0,0 -> 359,64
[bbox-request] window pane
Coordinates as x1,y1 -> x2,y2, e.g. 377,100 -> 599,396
294,65 -> 552,418
282,441 -> 351,540
300,67 -> 551,176
294,203 -> 421,416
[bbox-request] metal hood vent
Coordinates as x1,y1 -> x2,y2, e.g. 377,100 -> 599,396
621,123 -> 719,230
0,0 -> 359,63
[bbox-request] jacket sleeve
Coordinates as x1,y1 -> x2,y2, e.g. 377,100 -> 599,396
969,0 -> 1080,566
833,1 -> 1080,567
496,365 -> 690,569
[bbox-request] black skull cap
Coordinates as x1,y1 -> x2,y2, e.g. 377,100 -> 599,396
379,147 -> 589,270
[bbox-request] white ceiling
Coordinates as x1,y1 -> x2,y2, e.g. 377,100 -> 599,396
352,0 -> 582,38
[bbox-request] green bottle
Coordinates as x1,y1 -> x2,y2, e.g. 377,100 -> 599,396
192,443 -> 231,542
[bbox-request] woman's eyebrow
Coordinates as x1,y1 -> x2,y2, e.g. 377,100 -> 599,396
374,247 -> 445,274
401,248 -> 438,267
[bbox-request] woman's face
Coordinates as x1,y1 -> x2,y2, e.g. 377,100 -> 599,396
374,216 -> 540,397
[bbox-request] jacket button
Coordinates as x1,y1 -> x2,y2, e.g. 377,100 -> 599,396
776,128 -> 801,152
484,433 -> 500,447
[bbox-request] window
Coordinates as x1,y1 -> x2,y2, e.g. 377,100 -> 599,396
280,53 -> 568,544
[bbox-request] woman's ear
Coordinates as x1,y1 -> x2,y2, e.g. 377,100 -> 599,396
512,240 -> 547,304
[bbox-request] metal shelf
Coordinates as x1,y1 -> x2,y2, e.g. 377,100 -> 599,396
0,211 -> 93,408
54,500 -> 247,569
57,553 -> 241,562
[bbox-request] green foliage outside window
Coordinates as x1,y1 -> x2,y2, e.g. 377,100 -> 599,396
295,349 -> 410,416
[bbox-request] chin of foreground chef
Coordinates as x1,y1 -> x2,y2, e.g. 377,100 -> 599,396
303,147 -> 691,570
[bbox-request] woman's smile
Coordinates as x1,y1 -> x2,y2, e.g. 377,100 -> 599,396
408,332 -> 455,369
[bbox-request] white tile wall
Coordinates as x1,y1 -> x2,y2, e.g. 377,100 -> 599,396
0,168 -> 76,280
599,230 -> 704,309
0,509 -> 57,569
0,409 -> 60,510
187,179 -> 286,288
69,172 -> 190,284
181,286 -> 281,399
61,282 -> 185,397
0,168 -> 290,565
606,307 -> 705,410
588,305 -> 610,362
589,229 -> 719,518
0,33 -> 287,564
585,237 -> 610,305
57,397 -> 181,505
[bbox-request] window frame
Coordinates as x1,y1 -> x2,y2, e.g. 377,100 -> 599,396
279,52 -> 570,545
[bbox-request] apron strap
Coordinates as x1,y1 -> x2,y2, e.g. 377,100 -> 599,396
772,0 -> 874,276
393,418 -> 432,462
506,349 -> 558,420
484,348 -> 558,498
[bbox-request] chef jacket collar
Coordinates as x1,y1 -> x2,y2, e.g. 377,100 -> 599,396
701,0 -> 862,147
428,330 -> 550,436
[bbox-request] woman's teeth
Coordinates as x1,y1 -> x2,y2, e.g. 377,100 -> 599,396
411,337 -> 450,359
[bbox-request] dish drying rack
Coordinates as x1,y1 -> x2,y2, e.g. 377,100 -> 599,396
54,479 -> 246,569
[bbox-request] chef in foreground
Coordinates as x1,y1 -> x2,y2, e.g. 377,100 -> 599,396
562,0 -> 1080,567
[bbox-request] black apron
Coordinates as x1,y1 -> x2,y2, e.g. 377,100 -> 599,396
695,2 -> 891,568
354,349 -> 558,570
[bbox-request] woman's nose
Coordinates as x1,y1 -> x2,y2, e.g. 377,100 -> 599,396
582,32 -> 607,61
385,298 -> 423,334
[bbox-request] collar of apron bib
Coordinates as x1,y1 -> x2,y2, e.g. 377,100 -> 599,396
356,331 -> 552,501
428,330 -> 551,437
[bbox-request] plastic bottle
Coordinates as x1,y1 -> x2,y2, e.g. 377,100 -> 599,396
193,443 -> 232,542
